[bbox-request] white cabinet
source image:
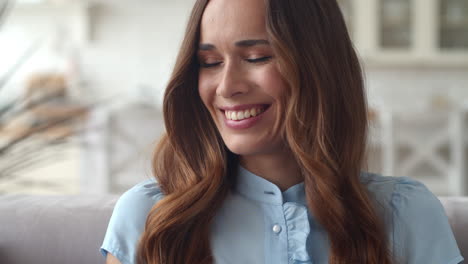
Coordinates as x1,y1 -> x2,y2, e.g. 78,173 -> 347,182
336,0 -> 468,66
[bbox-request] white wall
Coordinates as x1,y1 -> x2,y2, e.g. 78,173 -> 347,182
1,0 -> 195,106
80,0 -> 195,105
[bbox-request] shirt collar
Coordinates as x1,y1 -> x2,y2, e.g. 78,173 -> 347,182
234,164 -> 306,206
234,164 -> 369,206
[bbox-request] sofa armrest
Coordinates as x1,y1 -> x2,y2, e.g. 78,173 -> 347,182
439,196 -> 468,260
0,194 -> 118,264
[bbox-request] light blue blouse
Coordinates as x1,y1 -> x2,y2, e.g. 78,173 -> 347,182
100,165 -> 464,264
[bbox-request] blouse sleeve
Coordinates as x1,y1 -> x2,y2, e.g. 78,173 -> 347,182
100,179 -> 164,264
391,177 -> 464,264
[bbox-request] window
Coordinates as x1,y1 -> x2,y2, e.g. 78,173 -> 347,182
439,0 -> 468,49
379,0 -> 412,49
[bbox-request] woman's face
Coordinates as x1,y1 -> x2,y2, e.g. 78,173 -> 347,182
198,0 -> 289,157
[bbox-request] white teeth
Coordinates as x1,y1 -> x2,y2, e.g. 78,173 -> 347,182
231,111 -> 238,120
225,106 -> 267,121
251,108 -> 257,117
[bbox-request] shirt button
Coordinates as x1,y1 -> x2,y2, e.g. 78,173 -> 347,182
272,224 -> 282,234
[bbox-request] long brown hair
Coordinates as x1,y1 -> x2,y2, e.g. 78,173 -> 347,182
137,0 -> 394,263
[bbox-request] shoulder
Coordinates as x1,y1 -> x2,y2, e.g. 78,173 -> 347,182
360,172 -> 463,264
359,172 -> 439,212
360,171 -> 450,231
114,178 -> 165,215
359,172 -> 446,219
100,178 -> 165,264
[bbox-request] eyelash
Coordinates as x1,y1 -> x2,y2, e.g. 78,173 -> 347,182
199,56 -> 272,68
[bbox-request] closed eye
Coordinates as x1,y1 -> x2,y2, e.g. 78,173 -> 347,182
246,56 -> 272,63
200,61 -> 222,68
199,56 -> 273,68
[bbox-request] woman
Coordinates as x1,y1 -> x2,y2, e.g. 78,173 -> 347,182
100,0 -> 464,263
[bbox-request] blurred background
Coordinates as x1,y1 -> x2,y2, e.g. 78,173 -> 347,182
0,0 -> 467,196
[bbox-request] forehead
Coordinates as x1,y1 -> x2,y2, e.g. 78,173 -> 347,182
200,0 -> 267,45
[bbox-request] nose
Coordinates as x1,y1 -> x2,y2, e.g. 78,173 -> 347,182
216,61 -> 249,98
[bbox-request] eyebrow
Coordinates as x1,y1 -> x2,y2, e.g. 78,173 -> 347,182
198,39 -> 270,51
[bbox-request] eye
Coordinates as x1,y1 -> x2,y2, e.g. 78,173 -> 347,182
246,56 -> 273,63
199,61 -> 222,68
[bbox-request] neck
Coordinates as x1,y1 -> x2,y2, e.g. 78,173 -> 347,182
239,147 -> 303,192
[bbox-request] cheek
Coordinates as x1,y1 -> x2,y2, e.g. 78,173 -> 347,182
198,74 -> 212,107
198,74 -> 221,123
257,67 -> 288,99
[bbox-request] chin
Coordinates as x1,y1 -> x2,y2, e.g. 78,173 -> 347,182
222,138 -> 257,155
226,145 -> 257,156
223,137 -> 276,157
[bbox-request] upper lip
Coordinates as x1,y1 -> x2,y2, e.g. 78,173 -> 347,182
218,104 -> 271,111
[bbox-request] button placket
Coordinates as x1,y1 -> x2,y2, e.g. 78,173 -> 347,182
264,204 -> 289,264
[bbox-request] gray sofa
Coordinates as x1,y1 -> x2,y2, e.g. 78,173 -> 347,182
0,195 -> 467,264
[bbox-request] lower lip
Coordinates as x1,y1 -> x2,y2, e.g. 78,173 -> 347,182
223,107 -> 270,130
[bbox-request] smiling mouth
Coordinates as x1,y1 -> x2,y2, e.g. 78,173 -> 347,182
221,104 -> 271,121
